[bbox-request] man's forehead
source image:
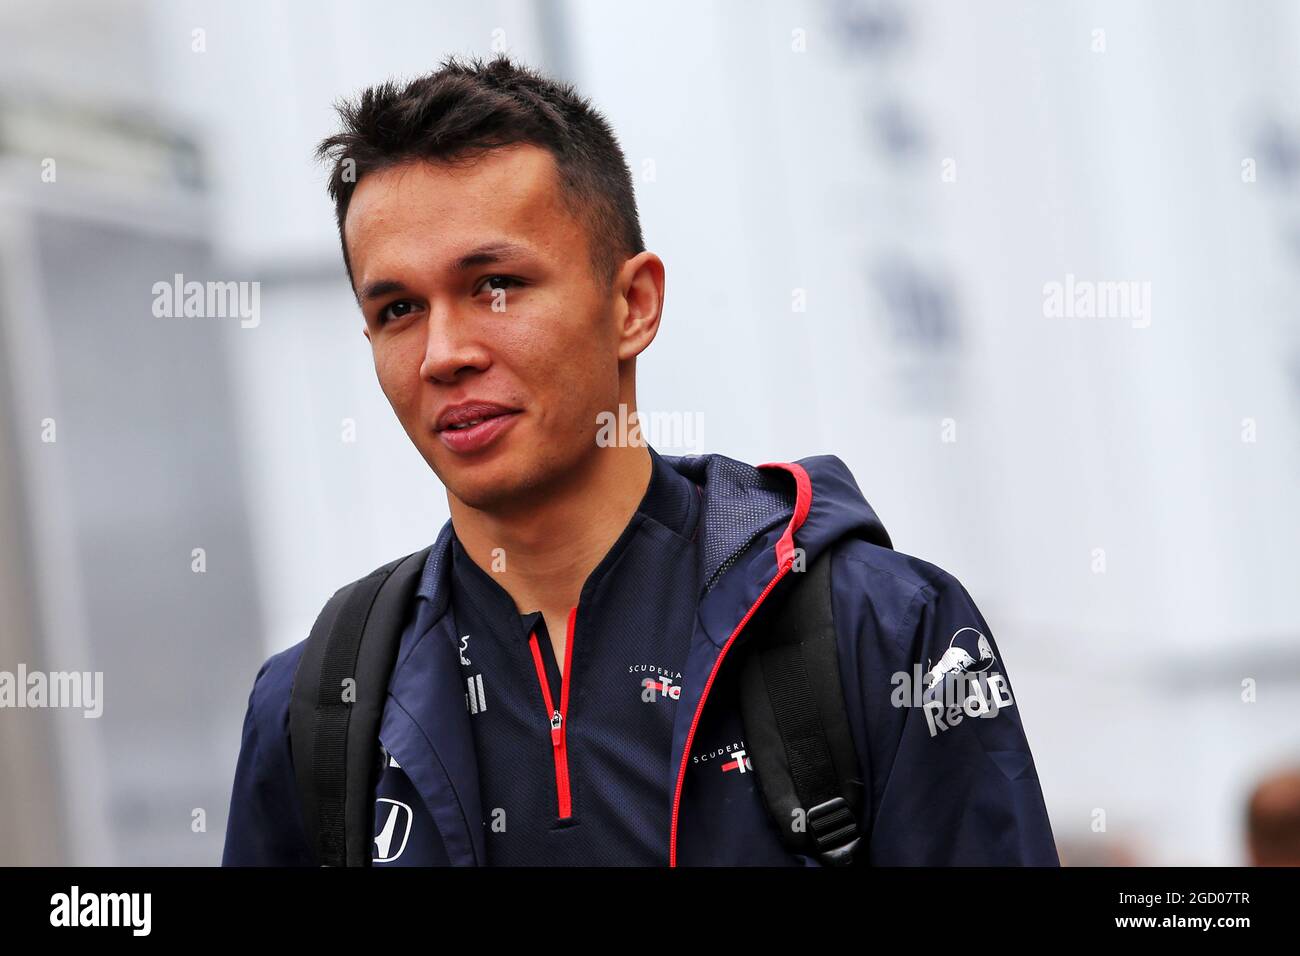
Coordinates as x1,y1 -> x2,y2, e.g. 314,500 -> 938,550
345,146 -> 566,250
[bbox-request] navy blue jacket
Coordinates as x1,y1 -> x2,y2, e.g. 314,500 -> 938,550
222,452 -> 1060,866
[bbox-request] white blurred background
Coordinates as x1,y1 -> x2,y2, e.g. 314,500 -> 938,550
0,0 -> 1296,865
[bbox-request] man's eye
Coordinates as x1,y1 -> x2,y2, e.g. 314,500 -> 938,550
477,275 -> 522,295
379,300 -> 417,324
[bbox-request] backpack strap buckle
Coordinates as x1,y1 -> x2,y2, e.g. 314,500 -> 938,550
806,796 -> 861,866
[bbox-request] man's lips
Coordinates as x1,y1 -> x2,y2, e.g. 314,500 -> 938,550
434,401 -> 522,455
434,401 -> 521,432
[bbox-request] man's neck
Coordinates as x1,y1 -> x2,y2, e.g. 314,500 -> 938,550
449,443 -> 654,619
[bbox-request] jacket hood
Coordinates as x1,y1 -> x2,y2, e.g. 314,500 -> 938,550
661,450 -> 893,594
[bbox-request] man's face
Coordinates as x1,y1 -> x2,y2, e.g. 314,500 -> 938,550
344,145 -> 626,513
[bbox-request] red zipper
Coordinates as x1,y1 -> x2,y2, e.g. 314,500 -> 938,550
668,559 -> 793,866
668,459 -> 812,867
527,605 -> 577,819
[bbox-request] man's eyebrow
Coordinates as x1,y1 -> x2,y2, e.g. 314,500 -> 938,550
357,242 -> 536,302
359,279 -> 409,302
451,241 -> 535,272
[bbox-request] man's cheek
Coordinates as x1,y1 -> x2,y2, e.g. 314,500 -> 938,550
373,352 -> 412,406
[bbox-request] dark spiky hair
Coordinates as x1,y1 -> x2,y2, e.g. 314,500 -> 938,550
316,53 -> 644,291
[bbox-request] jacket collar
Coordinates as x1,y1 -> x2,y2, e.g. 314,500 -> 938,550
442,444 -> 701,643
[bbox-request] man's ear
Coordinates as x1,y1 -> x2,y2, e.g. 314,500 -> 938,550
616,251 -> 665,362
363,326 -> 371,342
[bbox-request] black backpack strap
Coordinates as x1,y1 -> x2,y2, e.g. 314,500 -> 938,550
289,547 -> 431,866
739,548 -> 866,865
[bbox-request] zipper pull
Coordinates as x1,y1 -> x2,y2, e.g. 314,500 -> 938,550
549,709 -> 563,743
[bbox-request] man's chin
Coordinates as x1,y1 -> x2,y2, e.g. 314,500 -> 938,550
436,458 -> 540,514
446,482 -> 516,514
427,436 -> 589,515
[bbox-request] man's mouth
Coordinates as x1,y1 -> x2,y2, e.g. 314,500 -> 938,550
445,417 -> 495,431
435,401 -> 519,431
435,401 -> 522,454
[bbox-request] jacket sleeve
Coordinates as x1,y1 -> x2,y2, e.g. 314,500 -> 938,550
838,553 -> 1059,865
221,645 -> 317,866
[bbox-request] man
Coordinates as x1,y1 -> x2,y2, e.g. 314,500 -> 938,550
221,54 -> 1058,866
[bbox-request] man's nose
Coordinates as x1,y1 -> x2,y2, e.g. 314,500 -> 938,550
419,304 -> 490,383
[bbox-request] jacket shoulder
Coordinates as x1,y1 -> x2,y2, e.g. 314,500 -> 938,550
827,536 -> 1007,681
222,637 -> 313,865
247,638 -> 308,730
824,537 -> 1059,864
222,577 -> 361,866
224,550 -> 431,867
829,538 -> 975,635
247,548 -> 425,730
